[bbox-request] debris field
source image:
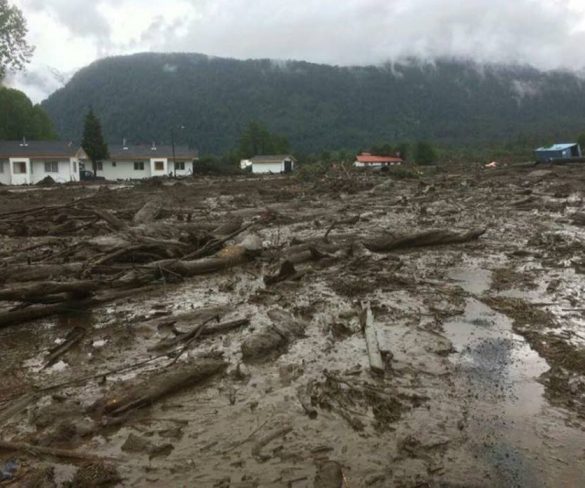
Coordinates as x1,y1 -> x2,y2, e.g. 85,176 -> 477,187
1,165 -> 585,487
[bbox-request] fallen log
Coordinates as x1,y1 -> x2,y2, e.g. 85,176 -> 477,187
133,200 -> 162,225
364,228 -> 486,253
95,358 -> 227,417
0,280 -> 101,302
360,302 -> 384,375
0,439 -> 112,462
1,262 -> 85,283
0,287 -> 156,328
43,326 -> 86,369
251,425 -> 293,462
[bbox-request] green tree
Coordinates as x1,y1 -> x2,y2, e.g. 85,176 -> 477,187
577,133 -> 585,151
0,86 -> 55,139
237,121 -> 289,159
414,141 -> 437,165
81,108 -> 109,174
0,0 -> 33,80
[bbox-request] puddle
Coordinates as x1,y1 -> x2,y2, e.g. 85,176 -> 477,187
445,268 -> 585,487
449,267 -> 492,295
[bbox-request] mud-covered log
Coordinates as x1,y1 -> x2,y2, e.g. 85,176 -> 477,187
0,287 -> 153,328
1,263 -> 85,283
133,200 -> 162,225
360,303 -> 384,375
0,280 -> 101,302
95,358 -> 228,417
364,228 -> 486,253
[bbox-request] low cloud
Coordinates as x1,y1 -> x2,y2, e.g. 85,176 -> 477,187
7,0 -> 585,102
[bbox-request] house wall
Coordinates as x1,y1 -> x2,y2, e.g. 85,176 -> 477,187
96,160 -> 152,180
30,159 -> 75,184
170,160 -> 194,176
150,158 -> 168,177
9,158 -> 31,185
0,160 -> 11,185
252,162 -> 284,174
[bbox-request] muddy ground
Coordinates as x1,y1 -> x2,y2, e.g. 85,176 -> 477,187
1,164 -> 585,487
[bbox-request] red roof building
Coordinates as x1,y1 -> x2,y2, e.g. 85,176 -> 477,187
354,152 -> 403,167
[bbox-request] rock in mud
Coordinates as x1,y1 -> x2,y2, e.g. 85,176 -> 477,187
314,461 -> 343,488
241,309 -> 306,362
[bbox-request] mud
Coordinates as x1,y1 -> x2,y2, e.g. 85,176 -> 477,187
1,167 -> 585,487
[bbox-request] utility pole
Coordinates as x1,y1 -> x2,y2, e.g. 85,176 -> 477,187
171,128 -> 177,178
171,125 -> 184,178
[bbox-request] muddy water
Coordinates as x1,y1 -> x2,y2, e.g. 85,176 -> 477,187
445,267 -> 585,487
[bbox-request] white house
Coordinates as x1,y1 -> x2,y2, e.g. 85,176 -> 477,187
354,152 -> 403,168
250,155 -> 296,174
0,139 -> 84,185
89,142 -> 198,180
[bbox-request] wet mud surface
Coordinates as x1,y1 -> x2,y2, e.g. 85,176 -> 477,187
1,166 -> 585,487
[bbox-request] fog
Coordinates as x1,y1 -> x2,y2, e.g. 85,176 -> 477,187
8,0 -> 585,101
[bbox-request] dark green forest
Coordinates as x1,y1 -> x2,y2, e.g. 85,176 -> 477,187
0,86 -> 55,140
41,53 -> 585,155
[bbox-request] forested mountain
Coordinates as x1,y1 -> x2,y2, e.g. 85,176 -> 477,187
0,87 -> 56,140
42,53 -> 585,154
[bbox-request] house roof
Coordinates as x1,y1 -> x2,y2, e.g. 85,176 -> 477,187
535,143 -> 579,152
356,153 -> 403,163
0,140 -> 81,159
250,154 -> 296,164
108,144 -> 198,160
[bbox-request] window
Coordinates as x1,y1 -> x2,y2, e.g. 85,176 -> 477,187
134,161 -> 145,171
97,162 -> 103,171
13,162 -> 26,174
73,162 -> 77,173
0,160 -> 6,173
112,161 -> 117,167
154,161 -> 164,171
44,161 -> 59,173
175,162 -> 185,171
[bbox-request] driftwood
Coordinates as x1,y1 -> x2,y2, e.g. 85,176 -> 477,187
364,228 -> 486,253
0,280 -> 102,302
0,287 -> 155,328
360,302 -> 384,374
96,358 -> 227,417
133,200 -> 162,225
251,425 -> 293,462
44,326 -> 86,368
241,309 -> 305,362
1,262 -> 86,283
0,439 -> 111,461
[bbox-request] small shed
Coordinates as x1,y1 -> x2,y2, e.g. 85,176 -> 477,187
535,143 -> 582,163
250,155 -> 296,174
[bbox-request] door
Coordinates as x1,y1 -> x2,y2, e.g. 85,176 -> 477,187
284,159 -> 292,173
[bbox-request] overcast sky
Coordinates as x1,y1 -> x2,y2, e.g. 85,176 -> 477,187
6,0 -> 585,102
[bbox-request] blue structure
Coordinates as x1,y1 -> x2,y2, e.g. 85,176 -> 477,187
535,143 -> 582,163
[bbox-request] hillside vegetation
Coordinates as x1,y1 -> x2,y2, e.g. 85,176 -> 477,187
0,87 -> 56,140
42,53 -> 585,154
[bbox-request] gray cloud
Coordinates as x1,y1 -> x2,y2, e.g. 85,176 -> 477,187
8,0 -> 585,102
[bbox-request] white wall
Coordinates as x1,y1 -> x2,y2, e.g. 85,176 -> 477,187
252,162 -> 284,174
150,158 -> 168,177
95,160 -> 152,180
31,160 -> 74,184
170,160 -> 193,176
0,160 -> 11,185
9,158 -> 31,185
